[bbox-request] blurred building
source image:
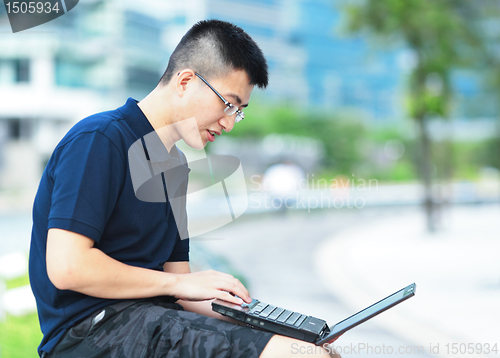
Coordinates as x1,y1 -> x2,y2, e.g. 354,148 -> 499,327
0,0 -> 169,191
0,0 -> 310,191
0,0 -> 496,193
164,0 -> 406,119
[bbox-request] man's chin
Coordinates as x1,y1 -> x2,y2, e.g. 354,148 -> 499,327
185,141 -> 207,150
181,133 -> 206,150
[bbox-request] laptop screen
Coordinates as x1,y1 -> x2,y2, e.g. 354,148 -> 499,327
330,283 -> 415,335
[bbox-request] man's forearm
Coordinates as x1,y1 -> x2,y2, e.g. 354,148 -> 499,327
61,248 -> 178,299
47,229 -> 178,299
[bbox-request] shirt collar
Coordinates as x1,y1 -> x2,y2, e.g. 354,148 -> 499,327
120,97 -> 191,196
118,97 -> 182,162
118,97 -> 156,139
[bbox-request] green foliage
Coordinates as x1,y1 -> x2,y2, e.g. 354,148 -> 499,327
342,0 -> 482,121
231,101 -> 494,182
342,0 -> 481,64
388,161 -> 417,182
484,137 -> 500,171
228,103 -> 367,175
0,275 -> 41,358
5,274 -> 30,290
0,313 -> 42,358
452,140 -> 498,178
355,127 -> 418,182
362,160 -> 416,183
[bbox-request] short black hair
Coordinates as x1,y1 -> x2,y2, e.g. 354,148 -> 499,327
158,19 -> 268,88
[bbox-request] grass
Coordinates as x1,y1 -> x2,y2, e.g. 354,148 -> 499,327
4,275 -> 30,290
0,253 -> 247,358
0,274 -> 42,358
0,313 -> 42,358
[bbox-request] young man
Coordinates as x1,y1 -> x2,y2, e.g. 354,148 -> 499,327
29,20 -> 338,357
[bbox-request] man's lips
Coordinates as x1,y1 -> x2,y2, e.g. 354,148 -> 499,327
207,130 -> 218,142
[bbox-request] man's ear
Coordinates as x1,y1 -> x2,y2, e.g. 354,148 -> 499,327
175,69 -> 196,97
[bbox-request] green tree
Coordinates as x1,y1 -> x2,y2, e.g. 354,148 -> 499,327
227,103 -> 366,175
340,0 -> 481,231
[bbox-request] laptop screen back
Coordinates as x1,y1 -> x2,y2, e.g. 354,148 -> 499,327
328,283 -> 416,338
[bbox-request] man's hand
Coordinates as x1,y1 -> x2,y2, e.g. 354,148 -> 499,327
172,270 -> 251,305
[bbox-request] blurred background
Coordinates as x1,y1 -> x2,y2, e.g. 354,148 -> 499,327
0,0 -> 498,357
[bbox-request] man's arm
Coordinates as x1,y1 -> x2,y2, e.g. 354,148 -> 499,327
46,228 -> 251,304
163,261 -> 191,275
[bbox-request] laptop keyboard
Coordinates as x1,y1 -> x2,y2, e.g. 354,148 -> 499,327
246,300 -> 308,327
213,298 -> 330,343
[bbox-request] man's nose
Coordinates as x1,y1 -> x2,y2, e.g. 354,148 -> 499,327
219,115 -> 235,132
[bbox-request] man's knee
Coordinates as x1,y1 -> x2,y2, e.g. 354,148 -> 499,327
259,335 -> 341,358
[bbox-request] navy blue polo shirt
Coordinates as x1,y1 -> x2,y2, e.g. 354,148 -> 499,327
29,98 -> 190,355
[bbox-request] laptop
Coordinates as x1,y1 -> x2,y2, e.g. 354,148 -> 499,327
212,283 -> 416,345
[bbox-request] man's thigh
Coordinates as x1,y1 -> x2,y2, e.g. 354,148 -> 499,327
47,299 -> 274,358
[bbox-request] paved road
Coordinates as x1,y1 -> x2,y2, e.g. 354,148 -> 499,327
5,204 -> 493,357
6,207 -> 484,357
196,206 -> 437,358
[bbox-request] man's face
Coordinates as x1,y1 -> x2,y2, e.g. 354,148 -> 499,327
182,69 -> 254,149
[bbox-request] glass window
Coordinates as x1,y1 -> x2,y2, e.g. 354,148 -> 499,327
0,59 -> 30,84
124,11 -> 161,46
15,59 -> 30,83
6,118 -> 31,140
55,57 -> 88,87
0,60 -> 16,85
126,66 -> 159,92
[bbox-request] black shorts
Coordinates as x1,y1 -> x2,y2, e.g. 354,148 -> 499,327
45,298 -> 275,358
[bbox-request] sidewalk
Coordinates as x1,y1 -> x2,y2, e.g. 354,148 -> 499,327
315,204 -> 500,358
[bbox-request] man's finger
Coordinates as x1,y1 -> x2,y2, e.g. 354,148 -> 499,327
219,291 -> 244,305
223,283 -> 251,303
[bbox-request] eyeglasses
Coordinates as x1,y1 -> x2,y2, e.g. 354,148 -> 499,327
195,73 -> 245,123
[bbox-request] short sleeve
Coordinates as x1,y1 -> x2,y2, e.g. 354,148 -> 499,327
167,234 -> 189,262
48,131 -> 125,243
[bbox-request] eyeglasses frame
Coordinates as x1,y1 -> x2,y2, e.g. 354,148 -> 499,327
194,72 -> 245,123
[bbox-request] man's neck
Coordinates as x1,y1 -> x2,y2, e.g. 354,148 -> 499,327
138,87 -> 179,151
